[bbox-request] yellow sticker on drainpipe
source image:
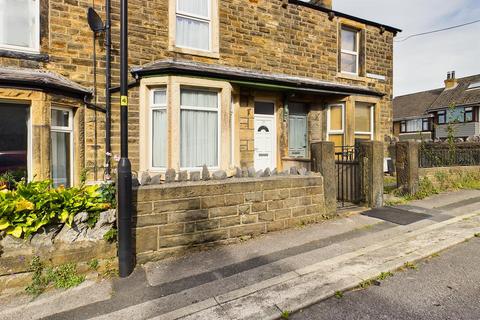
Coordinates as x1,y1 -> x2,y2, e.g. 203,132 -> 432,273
120,96 -> 128,106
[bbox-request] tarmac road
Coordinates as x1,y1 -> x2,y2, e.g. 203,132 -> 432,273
292,238 -> 480,320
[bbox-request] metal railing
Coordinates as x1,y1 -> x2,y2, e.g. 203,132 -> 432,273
419,144 -> 480,168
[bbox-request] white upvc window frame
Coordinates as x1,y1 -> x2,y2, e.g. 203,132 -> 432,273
0,0 -> 40,53
149,88 -> 168,171
179,87 -> 221,171
340,26 -> 359,76
50,107 -> 74,187
326,103 -> 345,139
354,105 -> 375,140
175,0 -> 212,52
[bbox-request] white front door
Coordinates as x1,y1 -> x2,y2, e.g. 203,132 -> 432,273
254,115 -> 275,170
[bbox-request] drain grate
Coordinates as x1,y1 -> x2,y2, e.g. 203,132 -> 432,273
362,207 -> 432,225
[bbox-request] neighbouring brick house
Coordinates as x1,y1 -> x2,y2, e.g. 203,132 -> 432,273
0,0 -> 399,185
393,72 -> 480,141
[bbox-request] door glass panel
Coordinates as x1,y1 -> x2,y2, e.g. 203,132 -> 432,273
0,104 -> 28,180
355,103 -> 372,133
329,134 -> 344,148
329,105 -> 343,131
255,102 -> 274,115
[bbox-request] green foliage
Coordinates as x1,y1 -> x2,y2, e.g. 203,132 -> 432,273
403,262 -> 417,270
280,310 -> 291,319
103,227 -> 118,243
357,279 -> 373,289
377,271 -> 393,280
25,256 -> 85,296
474,233 -> 480,238
334,291 -> 344,299
102,258 -> 118,278
0,180 -> 114,239
88,259 -> 100,271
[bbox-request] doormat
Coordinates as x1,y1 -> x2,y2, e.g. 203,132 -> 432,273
362,207 -> 432,225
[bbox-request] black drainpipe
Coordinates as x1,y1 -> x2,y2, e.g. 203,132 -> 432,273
105,0 -> 112,179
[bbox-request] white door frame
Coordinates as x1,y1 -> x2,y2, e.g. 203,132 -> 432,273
254,100 -> 276,170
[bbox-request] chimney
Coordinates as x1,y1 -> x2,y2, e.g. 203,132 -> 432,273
444,70 -> 458,90
311,0 -> 333,10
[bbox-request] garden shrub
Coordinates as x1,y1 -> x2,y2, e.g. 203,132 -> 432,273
0,180 -> 114,239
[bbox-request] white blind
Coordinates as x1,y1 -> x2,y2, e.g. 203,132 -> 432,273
151,90 -> 167,168
180,89 -> 218,168
406,119 -> 422,132
0,0 -> 37,49
176,0 -> 210,51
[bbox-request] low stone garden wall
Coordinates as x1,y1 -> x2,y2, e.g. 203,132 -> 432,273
419,166 -> 480,188
0,210 -> 117,295
133,175 -> 327,263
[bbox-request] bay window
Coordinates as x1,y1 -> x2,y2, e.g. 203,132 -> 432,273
175,0 -> 211,51
180,89 -> 219,168
340,26 -> 359,75
51,108 -> 73,187
151,90 -> 167,168
288,103 -> 308,158
0,0 -> 40,52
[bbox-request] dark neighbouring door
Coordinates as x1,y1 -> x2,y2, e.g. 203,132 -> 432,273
0,103 -> 29,181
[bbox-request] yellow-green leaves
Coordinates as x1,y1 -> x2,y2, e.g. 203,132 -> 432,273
0,181 -> 114,239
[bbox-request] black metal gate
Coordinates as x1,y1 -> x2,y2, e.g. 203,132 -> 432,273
335,146 -> 363,207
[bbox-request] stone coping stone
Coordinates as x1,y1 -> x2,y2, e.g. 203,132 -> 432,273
133,174 -> 323,191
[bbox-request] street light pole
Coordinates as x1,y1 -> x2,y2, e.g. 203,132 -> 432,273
117,0 -> 134,278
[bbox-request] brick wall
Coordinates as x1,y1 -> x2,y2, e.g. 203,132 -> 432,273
132,175 -> 327,262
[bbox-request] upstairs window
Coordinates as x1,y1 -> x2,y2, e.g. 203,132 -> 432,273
176,0 -> 211,51
340,26 -> 359,75
438,111 -> 446,125
0,0 -> 40,52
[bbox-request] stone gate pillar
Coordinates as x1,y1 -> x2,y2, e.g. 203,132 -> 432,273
396,141 -> 419,194
311,142 -> 336,214
359,141 -> 384,208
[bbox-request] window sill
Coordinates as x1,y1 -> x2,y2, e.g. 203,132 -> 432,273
283,157 -> 311,162
170,46 -> 220,59
0,49 -> 49,62
336,72 -> 368,82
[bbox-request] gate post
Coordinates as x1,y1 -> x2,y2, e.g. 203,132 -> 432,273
396,141 -> 419,194
359,141 -> 384,208
311,142 -> 336,214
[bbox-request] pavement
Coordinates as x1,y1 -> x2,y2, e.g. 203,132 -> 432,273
1,189 -> 480,320
292,237 -> 480,320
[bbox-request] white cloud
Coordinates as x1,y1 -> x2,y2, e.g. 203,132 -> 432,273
333,0 -> 480,96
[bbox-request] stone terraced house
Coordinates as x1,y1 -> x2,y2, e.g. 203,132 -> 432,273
0,0 -> 399,185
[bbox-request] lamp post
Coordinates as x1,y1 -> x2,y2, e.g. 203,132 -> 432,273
117,0 -> 134,278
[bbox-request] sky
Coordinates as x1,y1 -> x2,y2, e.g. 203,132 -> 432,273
333,0 -> 480,97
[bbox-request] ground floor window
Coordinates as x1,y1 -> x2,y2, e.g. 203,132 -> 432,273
151,89 -> 167,169
0,103 -> 29,181
180,88 -> 219,168
51,108 -> 73,187
288,102 -> 308,158
354,102 -> 374,141
327,104 -> 345,147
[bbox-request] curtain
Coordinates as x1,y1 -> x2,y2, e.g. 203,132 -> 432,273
177,0 -> 209,17
406,119 -> 422,132
51,131 -> 71,187
180,88 -> 218,168
180,110 -> 218,168
152,110 -> 167,167
0,0 -> 33,48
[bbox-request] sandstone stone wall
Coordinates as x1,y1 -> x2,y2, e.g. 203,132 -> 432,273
419,166 -> 480,189
132,175 -> 327,262
0,0 -> 395,179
